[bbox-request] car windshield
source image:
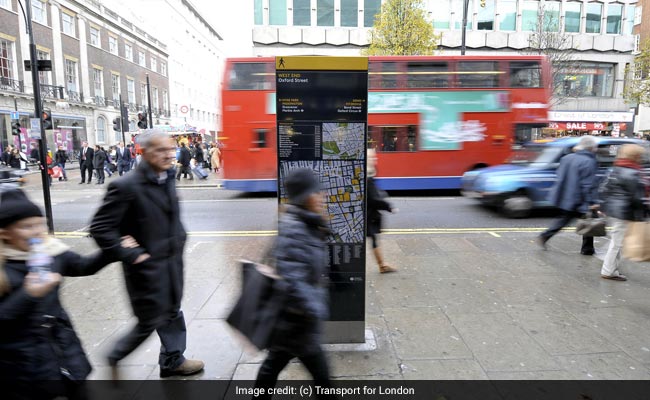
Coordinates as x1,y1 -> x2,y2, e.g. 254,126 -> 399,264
508,145 -> 565,166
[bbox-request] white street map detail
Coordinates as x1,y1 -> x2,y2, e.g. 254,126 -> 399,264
322,122 -> 365,160
280,161 -> 365,244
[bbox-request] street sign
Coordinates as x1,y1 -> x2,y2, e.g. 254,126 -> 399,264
29,118 -> 41,139
10,111 -> 19,120
179,105 -> 189,115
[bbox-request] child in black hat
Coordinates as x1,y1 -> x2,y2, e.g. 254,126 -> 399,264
0,188 -> 133,397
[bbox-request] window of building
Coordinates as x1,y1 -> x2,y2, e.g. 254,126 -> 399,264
564,1 -> 582,33
0,0 -> 10,10
93,68 -> 103,97
432,0 -> 450,29
90,26 -> 100,46
160,62 -> 167,76
163,89 -> 169,112
111,73 -> 120,101
317,0 -> 334,26
364,0 -> 381,27
62,12 -> 75,36
254,0 -> 263,25
37,50 -> 50,85
586,2 -> 602,33
510,61 -> 541,87
108,36 -> 118,55
269,0 -> 287,25
138,51 -> 145,66
32,0 -> 46,24
452,0 -> 473,30
497,0 -> 516,31
555,62 -> 615,97
125,44 -> 133,61
406,61 -> 449,88
151,57 -> 157,72
543,1 -> 560,32
152,87 -> 159,110
607,3 -> 623,34
624,5 -> 635,35
341,0 -> 358,27
0,39 -> 14,80
457,61 -> 501,88
97,117 -> 106,143
141,83 -> 148,105
521,1 -> 539,31
65,59 -> 77,92
127,78 -> 135,103
293,0 -> 311,26
477,0 -> 495,30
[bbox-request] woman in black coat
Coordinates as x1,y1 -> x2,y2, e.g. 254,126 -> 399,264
255,168 -> 334,398
367,149 -> 397,273
0,189 -> 118,398
600,144 -> 648,281
92,145 -> 107,184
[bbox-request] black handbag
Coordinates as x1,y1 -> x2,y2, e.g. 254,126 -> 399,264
575,212 -> 607,237
226,259 -> 288,352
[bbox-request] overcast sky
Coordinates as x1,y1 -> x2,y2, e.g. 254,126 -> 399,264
190,0 -> 254,57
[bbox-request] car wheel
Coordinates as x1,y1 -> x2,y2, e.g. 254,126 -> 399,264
501,192 -> 532,218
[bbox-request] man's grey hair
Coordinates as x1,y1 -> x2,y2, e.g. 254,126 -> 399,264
138,130 -> 169,150
573,135 -> 597,152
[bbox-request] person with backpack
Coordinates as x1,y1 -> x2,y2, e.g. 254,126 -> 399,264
599,144 -> 648,281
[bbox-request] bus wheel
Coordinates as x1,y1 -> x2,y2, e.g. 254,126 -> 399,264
501,192 -> 532,218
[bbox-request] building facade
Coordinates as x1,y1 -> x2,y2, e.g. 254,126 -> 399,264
253,0 -> 640,137
0,0 -> 170,155
632,0 -> 648,134
102,0 -> 225,138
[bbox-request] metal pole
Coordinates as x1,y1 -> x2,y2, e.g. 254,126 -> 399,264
14,98 -> 22,152
25,0 -> 54,233
119,94 -> 125,144
146,74 -> 153,128
461,0 -> 469,55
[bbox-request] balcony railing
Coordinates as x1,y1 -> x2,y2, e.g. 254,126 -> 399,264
41,84 -> 64,99
0,77 -> 24,93
66,90 -> 83,103
93,96 -> 106,107
127,103 -> 139,112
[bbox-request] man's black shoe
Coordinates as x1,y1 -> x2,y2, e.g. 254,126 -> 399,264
580,250 -> 595,256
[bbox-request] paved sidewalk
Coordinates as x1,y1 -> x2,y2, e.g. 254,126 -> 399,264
57,228 -> 650,381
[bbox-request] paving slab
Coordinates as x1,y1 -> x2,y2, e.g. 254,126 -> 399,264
400,359 -> 489,380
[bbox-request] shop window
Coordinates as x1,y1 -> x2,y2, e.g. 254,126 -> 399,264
510,61 -> 541,87
457,61 -> 501,88
555,62 -> 614,97
406,62 -> 449,88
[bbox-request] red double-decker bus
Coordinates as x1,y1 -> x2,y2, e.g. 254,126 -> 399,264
221,55 -> 551,192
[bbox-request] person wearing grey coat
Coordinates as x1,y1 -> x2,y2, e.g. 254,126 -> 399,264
539,136 -> 600,255
255,168 -> 334,399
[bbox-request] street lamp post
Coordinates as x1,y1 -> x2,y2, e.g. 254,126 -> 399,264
146,74 -> 153,129
461,0 -> 469,55
21,0 -> 54,233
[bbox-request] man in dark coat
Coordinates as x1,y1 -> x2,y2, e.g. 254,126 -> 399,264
539,135 -> 600,255
78,141 -> 94,184
115,141 -> 132,176
175,142 -> 192,180
90,131 -> 204,379
55,145 -> 68,181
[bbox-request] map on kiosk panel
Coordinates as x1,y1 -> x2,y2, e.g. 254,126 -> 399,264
322,122 -> 365,160
280,161 -> 365,244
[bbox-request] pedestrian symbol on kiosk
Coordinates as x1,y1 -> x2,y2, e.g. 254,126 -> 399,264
278,58 -> 285,68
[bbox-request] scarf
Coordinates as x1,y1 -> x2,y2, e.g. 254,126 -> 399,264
4,236 -> 70,261
614,159 -> 641,170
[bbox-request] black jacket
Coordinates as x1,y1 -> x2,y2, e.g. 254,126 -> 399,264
90,161 -> 187,323
0,249 -> 112,381
269,205 -> 329,356
178,147 -> 191,167
55,150 -> 67,164
601,166 -> 647,221
93,149 -> 107,169
367,177 -> 391,236
79,147 -> 94,167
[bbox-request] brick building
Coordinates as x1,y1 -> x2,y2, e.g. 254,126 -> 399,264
0,0 -> 170,155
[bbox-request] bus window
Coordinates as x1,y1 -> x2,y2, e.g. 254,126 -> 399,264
253,129 -> 268,148
374,126 -> 418,152
510,61 -> 541,87
407,126 -> 417,151
369,62 -> 400,89
406,62 -> 449,88
229,63 -> 274,90
382,127 -> 398,151
457,61 -> 501,88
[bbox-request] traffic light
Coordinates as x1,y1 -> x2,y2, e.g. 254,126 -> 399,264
137,112 -> 147,129
42,109 -> 52,130
113,117 -> 121,132
11,121 -> 21,136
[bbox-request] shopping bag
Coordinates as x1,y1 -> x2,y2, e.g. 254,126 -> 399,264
575,213 -> 606,237
623,221 -> 650,261
51,166 -> 63,179
226,260 -> 288,352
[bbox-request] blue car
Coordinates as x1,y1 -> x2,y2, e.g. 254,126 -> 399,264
461,137 -> 648,218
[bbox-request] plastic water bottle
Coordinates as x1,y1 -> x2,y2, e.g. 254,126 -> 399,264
26,238 -> 52,282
